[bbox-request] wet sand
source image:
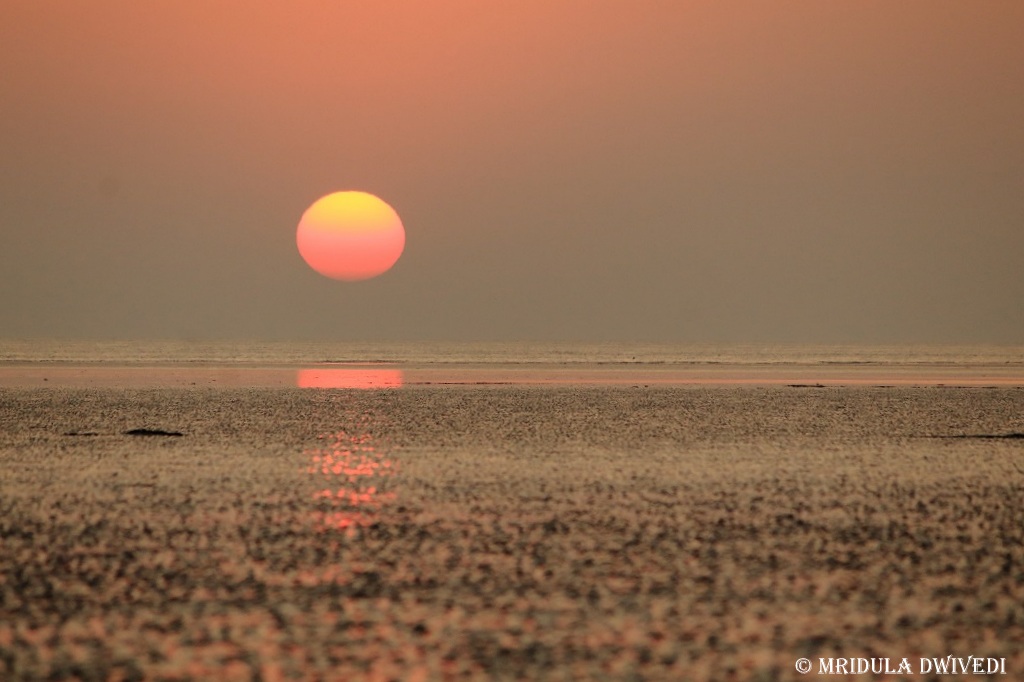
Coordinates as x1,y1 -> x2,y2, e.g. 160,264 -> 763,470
2,382 -> 1023,680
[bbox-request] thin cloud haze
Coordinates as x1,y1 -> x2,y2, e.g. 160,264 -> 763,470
1,2 -> 1021,342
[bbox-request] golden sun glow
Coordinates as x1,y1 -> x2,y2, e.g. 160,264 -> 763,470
296,191 -> 405,281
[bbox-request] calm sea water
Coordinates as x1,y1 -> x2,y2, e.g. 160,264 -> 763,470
0,339 -> 1020,366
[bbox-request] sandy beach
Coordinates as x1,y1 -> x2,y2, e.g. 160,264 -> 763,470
1,379 -> 1022,680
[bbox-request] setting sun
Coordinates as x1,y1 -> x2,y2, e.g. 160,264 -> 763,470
296,191 -> 405,281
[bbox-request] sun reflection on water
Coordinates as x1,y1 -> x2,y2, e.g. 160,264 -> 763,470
296,368 -> 403,389
305,427 -> 396,533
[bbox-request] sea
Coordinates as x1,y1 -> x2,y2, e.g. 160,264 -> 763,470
1,339 -> 1021,367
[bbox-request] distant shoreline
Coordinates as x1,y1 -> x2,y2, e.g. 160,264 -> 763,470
2,339 -> 1022,367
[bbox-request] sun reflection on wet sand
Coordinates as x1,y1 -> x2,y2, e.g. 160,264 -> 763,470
296,367 -> 403,389
305,427 -> 396,533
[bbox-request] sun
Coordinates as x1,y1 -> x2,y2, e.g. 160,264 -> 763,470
296,191 -> 405,281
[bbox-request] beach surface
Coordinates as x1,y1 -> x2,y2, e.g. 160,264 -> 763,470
2,376 -> 1023,680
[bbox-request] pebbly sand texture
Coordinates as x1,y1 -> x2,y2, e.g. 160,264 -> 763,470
1,385 -> 1023,680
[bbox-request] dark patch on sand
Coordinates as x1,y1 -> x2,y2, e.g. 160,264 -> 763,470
123,428 -> 184,437
932,432 -> 1024,440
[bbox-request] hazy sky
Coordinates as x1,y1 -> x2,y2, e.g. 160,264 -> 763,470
2,2 -> 1022,343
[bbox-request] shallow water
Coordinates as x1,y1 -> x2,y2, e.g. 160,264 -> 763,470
1,340 -> 1022,388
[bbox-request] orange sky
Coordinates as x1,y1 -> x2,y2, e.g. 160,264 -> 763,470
1,2 -> 1022,341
